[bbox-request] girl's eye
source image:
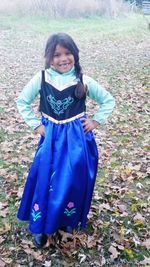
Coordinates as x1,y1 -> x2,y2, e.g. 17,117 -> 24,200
54,54 -> 59,57
53,51 -> 72,57
66,52 -> 71,55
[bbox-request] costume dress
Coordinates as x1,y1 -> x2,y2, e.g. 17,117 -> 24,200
17,67 -> 115,234
17,71 -> 99,234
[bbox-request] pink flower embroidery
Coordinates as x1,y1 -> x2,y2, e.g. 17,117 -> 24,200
67,202 -> 74,209
64,202 -> 76,216
34,203 -> 39,211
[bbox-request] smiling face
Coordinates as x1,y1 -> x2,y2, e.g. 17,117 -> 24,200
50,44 -> 75,73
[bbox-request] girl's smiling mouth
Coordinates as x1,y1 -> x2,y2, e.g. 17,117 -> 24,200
59,63 -> 71,66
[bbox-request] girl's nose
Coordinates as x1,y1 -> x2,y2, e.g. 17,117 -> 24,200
60,54 -> 67,61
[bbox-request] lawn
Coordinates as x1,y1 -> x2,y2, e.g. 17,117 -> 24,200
0,14 -> 150,266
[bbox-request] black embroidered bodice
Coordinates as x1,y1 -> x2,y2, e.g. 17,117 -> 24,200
39,71 -> 86,120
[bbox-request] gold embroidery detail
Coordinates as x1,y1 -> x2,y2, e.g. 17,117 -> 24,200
42,112 -> 85,124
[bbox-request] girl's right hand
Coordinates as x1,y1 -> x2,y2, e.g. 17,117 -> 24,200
34,125 -> 45,137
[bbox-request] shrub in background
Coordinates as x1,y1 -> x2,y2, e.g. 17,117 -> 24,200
0,0 -> 136,17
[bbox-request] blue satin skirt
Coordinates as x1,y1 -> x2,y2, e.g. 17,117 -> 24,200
17,117 -> 98,234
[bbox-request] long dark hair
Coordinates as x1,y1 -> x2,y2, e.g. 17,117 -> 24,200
44,33 -> 86,98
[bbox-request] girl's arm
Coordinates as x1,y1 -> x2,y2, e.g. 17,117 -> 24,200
84,75 -> 115,127
16,72 -> 42,130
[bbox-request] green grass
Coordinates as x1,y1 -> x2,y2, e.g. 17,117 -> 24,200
0,14 -> 148,39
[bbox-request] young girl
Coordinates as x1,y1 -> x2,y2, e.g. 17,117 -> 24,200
17,33 -> 115,248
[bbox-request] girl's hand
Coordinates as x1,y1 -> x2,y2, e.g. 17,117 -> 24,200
34,125 -> 45,136
80,118 -> 99,133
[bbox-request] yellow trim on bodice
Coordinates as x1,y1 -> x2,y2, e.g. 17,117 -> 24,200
42,112 -> 85,124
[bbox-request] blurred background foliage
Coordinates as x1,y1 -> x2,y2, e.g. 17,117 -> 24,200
0,0 -> 146,18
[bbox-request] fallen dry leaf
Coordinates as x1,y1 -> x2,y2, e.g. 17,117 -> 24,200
117,204 -> 127,213
0,223 -> 11,234
24,248 -> 43,261
43,260 -> 52,267
133,212 -> 145,223
139,257 -> 150,265
78,253 -> 86,263
0,208 -> 9,218
142,238 -> 150,249
0,237 -> 5,244
0,259 -> 6,267
108,245 -> 120,260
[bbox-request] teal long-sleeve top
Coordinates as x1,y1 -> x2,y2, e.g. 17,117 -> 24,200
16,67 -> 115,130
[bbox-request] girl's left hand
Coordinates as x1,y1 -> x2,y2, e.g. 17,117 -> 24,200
80,118 -> 99,133
34,125 -> 45,137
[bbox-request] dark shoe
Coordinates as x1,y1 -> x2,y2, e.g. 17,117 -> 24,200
66,226 -> 73,234
33,234 -> 47,248
60,226 -> 73,234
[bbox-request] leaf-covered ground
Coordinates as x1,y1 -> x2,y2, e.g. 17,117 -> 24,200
0,15 -> 150,267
